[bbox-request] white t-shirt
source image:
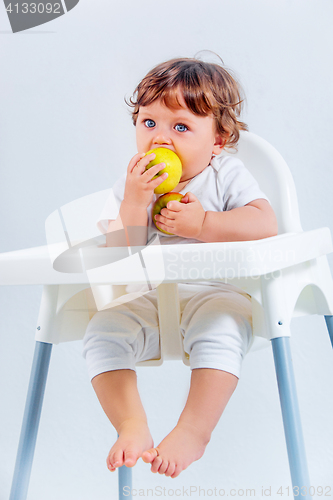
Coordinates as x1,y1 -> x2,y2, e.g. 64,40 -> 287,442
97,154 -> 269,244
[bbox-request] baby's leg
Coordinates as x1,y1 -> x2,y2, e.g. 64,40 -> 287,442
142,368 -> 237,477
92,369 -> 153,470
143,285 -> 252,477
82,292 -> 160,470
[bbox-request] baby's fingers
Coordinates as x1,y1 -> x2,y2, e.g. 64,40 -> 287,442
144,162 -> 166,180
149,170 -> 168,189
127,152 -> 146,173
131,152 -> 157,175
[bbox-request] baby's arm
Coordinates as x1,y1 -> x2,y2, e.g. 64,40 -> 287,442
106,152 -> 167,247
106,200 -> 148,247
154,193 -> 278,242
197,198 -> 278,242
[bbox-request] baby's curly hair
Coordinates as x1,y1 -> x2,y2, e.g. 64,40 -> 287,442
128,57 -> 248,149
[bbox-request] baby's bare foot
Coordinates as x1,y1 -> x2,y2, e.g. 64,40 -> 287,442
142,422 -> 209,478
107,418 -> 153,471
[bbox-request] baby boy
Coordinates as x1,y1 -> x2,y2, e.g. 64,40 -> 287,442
83,57 -> 278,478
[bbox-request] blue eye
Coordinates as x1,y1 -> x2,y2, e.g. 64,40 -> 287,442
144,119 -> 156,128
175,123 -> 188,132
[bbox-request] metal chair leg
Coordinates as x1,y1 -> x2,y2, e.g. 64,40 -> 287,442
9,341 -> 53,500
324,315 -> 333,348
118,464 -> 132,499
271,337 -> 311,500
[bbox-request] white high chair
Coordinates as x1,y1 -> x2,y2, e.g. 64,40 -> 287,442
1,131 -> 333,500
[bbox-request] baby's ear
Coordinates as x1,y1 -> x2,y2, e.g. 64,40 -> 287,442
213,133 -> 228,155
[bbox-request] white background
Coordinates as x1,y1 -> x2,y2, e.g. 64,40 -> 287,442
1,1 -> 333,499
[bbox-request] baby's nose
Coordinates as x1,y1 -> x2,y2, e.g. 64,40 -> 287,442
153,133 -> 172,146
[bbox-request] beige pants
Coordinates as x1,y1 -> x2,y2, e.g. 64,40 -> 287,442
82,283 -> 253,380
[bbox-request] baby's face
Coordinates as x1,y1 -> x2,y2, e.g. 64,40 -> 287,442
136,94 -> 225,183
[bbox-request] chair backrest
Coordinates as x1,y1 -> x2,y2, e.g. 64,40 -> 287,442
227,131 -> 303,234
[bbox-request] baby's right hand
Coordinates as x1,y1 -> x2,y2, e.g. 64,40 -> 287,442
123,152 -> 168,209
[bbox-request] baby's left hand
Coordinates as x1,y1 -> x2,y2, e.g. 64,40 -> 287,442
154,192 -> 205,239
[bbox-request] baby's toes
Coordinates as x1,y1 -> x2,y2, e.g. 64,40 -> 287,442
107,462 -> 116,472
108,448 -> 123,470
150,456 -> 163,473
124,450 -> 139,467
142,448 -> 158,464
165,462 -> 176,477
170,464 -> 183,479
158,459 -> 169,475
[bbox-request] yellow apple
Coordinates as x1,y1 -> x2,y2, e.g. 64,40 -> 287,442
152,192 -> 184,235
145,147 -> 182,194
